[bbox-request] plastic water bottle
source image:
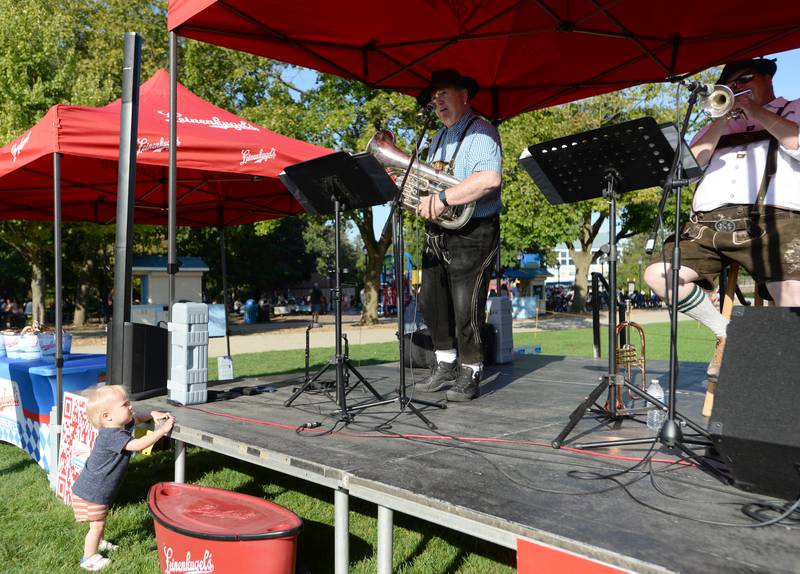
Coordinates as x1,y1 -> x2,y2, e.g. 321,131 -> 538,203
646,379 -> 666,431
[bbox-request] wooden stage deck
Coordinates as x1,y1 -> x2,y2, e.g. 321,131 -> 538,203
137,355 -> 799,574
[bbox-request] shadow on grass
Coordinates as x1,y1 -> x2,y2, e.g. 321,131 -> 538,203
195,450 -> 514,572
393,512 -> 515,573
0,454 -> 35,476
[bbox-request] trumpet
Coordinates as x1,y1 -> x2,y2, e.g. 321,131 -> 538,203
698,84 -> 752,119
606,321 -> 647,413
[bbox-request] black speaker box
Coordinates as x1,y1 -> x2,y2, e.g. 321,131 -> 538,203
403,328 -> 435,369
106,321 -> 168,400
709,307 -> 800,500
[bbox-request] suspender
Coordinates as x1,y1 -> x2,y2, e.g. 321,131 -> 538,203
755,101 -> 790,206
431,116 -> 480,175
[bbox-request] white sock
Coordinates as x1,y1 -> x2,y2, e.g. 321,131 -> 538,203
676,284 -> 729,339
462,363 -> 482,375
435,349 -> 457,364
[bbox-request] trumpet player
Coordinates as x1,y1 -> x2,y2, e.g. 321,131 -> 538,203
644,57 -> 800,381
414,69 -> 503,401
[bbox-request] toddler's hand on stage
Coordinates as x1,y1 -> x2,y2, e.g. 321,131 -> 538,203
157,414 -> 175,433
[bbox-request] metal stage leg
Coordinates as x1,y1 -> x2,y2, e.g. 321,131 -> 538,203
377,505 -> 394,574
174,439 -> 186,483
335,487 -> 349,574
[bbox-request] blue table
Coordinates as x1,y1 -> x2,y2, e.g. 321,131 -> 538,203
0,354 -> 106,473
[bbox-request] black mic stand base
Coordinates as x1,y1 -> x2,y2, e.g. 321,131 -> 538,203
332,391 -> 442,429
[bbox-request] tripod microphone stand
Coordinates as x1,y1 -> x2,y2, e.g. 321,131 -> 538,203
519,117 -> 718,468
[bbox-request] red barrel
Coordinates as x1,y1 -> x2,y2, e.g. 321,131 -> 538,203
148,482 -> 302,574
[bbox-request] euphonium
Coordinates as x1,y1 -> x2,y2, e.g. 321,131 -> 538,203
366,130 -> 475,230
698,84 -> 752,119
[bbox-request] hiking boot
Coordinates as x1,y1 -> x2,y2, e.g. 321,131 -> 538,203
445,366 -> 481,402
706,337 -> 726,380
415,361 -> 458,392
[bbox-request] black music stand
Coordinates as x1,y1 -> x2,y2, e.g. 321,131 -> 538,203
518,117 -> 710,457
279,151 -> 393,422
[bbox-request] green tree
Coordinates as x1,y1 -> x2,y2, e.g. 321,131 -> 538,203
285,77 -> 419,324
0,0 -> 168,326
499,81 -> 701,312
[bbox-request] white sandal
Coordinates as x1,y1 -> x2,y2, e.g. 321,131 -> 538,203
80,553 -> 110,571
98,540 -> 119,552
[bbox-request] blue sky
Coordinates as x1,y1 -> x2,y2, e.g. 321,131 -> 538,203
366,48 -> 800,240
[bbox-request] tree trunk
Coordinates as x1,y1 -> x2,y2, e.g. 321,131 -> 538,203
72,255 -> 95,327
569,213 -> 605,314
360,250 -> 382,324
30,259 -> 46,326
352,209 -> 393,325
570,248 -> 592,313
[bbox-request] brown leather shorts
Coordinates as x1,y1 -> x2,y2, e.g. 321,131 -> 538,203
657,205 -> 800,290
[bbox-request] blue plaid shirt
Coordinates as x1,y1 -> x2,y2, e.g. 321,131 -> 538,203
426,110 -> 503,218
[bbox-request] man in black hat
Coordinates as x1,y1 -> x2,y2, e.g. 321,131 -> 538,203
644,57 -> 800,380
413,69 -> 503,401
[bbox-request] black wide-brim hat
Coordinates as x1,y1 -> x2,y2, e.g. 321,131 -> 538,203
717,57 -> 777,85
416,69 -> 479,106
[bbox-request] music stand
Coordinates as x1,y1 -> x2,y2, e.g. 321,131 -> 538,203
518,117 -> 711,457
279,151 -> 393,422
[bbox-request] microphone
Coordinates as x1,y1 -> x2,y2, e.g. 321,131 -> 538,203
417,101 -> 436,117
683,80 -> 712,95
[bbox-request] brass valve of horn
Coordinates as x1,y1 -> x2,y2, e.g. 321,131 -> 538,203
607,321 -> 647,413
366,129 -> 475,230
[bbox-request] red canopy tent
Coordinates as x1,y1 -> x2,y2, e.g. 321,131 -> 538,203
0,67 -> 332,416
0,68 -> 331,226
168,0 -> 800,121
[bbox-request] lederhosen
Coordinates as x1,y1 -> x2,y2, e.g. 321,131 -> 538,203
670,102 -> 800,290
419,118 -> 499,365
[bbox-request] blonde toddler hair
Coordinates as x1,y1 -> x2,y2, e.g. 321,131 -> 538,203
85,385 -> 128,429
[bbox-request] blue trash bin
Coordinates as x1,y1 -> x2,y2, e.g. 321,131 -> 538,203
244,299 -> 259,324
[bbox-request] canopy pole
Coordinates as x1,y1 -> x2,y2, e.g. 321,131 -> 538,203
218,224 -> 231,357
53,152 -> 63,434
110,32 -> 142,388
168,31 -> 178,319
169,30 -> 187,485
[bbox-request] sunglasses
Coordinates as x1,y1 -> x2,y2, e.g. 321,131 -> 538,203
727,73 -> 757,86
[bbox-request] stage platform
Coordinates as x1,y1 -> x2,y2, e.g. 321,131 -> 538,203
137,355 -> 798,573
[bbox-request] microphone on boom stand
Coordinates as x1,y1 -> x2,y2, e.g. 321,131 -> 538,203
379,102 -> 437,239
416,101 -> 437,118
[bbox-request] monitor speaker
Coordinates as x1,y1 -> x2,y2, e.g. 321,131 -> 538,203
106,321 -> 168,400
709,307 -> 800,500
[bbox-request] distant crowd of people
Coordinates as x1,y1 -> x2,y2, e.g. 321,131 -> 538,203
1,297 -> 29,329
230,287 -> 364,321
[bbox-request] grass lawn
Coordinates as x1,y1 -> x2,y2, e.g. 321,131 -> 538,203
1,320 -> 715,573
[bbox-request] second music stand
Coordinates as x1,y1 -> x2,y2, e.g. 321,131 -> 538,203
280,151 -> 393,422
518,117 -> 708,452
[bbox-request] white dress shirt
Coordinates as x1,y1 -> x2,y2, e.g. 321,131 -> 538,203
691,97 -> 800,212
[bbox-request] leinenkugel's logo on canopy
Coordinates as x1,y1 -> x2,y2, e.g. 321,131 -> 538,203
157,110 -> 259,132
10,131 -> 31,163
162,546 -> 214,574
137,136 -> 182,156
240,147 -> 277,166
